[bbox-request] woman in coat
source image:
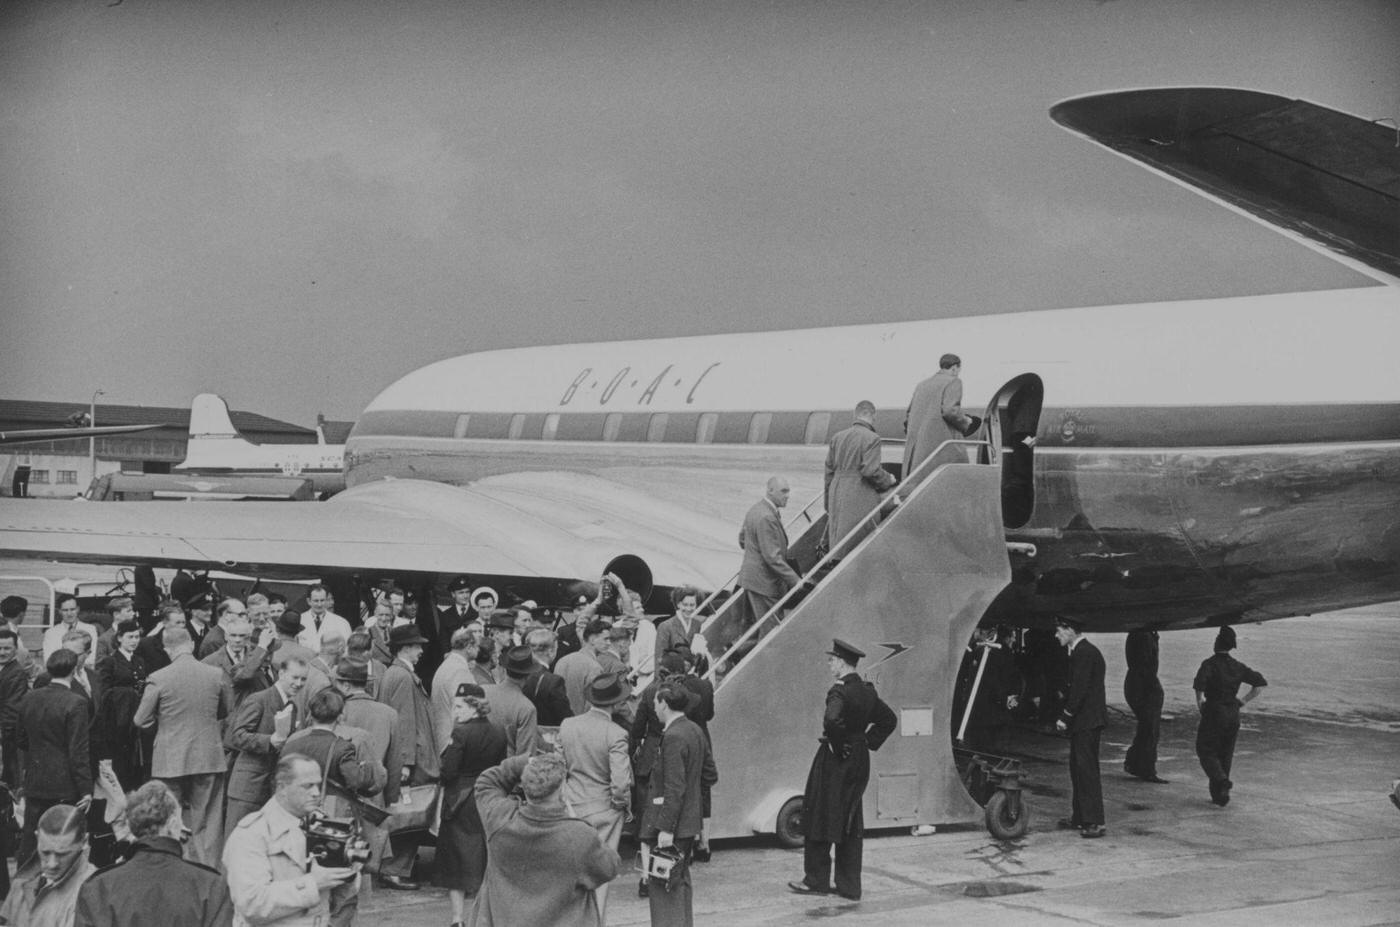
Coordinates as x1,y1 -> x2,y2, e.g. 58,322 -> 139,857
96,619 -> 147,788
436,682 -> 508,927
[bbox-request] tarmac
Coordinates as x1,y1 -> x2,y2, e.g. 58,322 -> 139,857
351,606 -> 1399,927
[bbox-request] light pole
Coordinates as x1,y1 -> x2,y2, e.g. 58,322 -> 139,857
89,388 -> 104,483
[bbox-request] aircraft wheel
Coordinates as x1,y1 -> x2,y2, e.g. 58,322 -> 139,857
775,796 -> 805,849
985,789 -> 1030,840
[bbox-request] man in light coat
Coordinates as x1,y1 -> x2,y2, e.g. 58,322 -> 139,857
133,627 -> 230,868
430,627 -> 478,750
824,400 -> 897,549
902,352 -> 977,479
559,672 -> 633,920
223,755 -> 358,927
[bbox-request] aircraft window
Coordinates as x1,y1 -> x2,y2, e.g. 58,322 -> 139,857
508,414 -> 526,440
603,413 -> 622,442
647,413 -> 669,442
747,412 -> 772,444
804,411 -> 831,445
696,413 -> 718,444
542,413 -> 560,440
453,414 -> 471,439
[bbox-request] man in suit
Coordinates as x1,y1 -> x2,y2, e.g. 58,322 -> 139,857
422,574 -> 474,684
559,672 -> 632,919
93,595 -> 136,664
225,653 -> 309,830
1123,629 -> 1169,783
485,646 -> 542,759
136,603 -> 188,675
429,627 -> 478,750
299,585 -> 353,655
554,619 -> 612,716
0,595 -> 40,681
737,476 -> 802,630
0,628 -> 30,791
376,624 -> 439,890
825,401 -> 897,549
14,648 -> 91,867
789,639 -> 897,902
267,610 -> 330,713
903,352 -> 978,479
641,681 -> 717,924
201,612 -> 270,720
133,627 -> 230,868
522,628 -> 572,727
1054,616 -> 1109,838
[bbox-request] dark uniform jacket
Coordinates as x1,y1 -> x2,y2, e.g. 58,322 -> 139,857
74,835 -> 233,927
802,673 -> 897,842
0,658 -> 30,748
1059,638 -> 1108,732
641,715 -> 718,840
16,681 -> 92,801
1193,653 -> 1267,708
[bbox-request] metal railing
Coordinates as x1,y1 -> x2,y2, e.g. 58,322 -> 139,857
703,437 -> 992,686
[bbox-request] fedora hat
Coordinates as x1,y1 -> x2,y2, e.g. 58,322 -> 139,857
334,657 -> 369,684
486,609 -> 517,631
502,645 -> 536,679
273,611 -> 304,637
586,672 -> 632,708
388,625 -> 429,648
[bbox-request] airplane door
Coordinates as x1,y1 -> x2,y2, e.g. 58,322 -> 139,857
980,374 -> 1043,528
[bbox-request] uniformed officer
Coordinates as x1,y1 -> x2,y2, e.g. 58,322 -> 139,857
222,754 -> 359,927
788,639 -> 896,902
1054,615 -> 1108,838
1193,626 -> 1267,806
75,780 -> 233,927
1123,629 -> 1168,783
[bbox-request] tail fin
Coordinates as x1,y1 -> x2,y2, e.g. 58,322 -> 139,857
178,394 -> 258,469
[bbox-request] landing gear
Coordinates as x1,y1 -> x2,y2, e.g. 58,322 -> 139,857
957,749 -> 1031,840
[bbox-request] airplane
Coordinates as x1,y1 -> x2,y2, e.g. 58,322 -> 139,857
0,424 -> 162,447
174,393 -> 347,495
0,87 -> 1395,637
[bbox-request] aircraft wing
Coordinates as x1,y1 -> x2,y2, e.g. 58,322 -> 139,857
0,424 -> 165,446
0,474 -> 737,590
1051,87 -> 1400,286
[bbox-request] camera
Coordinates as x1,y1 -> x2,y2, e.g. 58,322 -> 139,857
302,812 -> 371,868
637,843 -> 686,889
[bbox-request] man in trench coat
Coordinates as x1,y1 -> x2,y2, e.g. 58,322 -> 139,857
902,353 -> 978,479
789,639 -> 897,902
824,400 -> 896,549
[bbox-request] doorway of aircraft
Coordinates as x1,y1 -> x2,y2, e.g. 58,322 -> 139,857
981,373 -> 1044,529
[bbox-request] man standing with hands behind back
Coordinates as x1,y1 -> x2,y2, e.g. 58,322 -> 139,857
1054,616 -> 1108,838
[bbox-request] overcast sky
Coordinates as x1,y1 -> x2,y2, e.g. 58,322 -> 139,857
1,0 -> 1395,426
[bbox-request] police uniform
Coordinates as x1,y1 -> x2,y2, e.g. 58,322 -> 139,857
74,835 -> 233,927
792,640 -> 896,901
1193,627 -> 1267,805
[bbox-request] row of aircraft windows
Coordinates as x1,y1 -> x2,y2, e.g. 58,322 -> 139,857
448,410 -> 842,445
19,470 -> 78,485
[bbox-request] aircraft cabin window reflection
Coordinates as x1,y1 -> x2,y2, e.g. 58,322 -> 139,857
542,413 -> 560,440
647,413 -> 669,442
453,414 -> 471,439
804,411 -> 831,445
603,413 -> 622,442
508,414 -> 526,440
747,412 -> 772,444
696,412 -> 718,444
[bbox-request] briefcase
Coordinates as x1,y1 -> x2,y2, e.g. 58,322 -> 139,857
387,784 -> 441,837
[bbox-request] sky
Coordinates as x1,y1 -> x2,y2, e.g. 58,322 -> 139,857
1,0 -> 1396,426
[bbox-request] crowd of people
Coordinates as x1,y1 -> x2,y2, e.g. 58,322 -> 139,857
0,570 -> 723,927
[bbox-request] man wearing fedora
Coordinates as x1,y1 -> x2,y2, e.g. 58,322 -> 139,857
377,623 -> 439,890
560,671 -> 633,919
1054,616 -> 1108,838
484,645 -> 541,757
789,639 -> 896,902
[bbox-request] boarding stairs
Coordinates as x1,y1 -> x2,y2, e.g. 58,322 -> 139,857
700,432 -> 1019,841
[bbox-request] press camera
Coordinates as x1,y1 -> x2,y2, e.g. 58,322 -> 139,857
302,812 -> 371,869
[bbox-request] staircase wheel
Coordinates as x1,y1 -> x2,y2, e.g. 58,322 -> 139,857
775,796 -> 806,849
985,789 -> 1030,840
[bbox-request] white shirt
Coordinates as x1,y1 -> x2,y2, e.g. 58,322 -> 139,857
298,610 -> 352,653
41,622 -> 99,668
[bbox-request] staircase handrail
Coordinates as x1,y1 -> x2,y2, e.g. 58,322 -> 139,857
703,436 -> 992,685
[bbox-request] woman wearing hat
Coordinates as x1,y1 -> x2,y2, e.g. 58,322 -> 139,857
436,682 -> 507,927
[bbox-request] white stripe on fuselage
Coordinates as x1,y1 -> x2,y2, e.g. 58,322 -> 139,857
363,287 -> 1399,416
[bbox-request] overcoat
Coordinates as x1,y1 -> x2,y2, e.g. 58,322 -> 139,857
469,755 -> 619,927
902,370 -> 974,477
436,716 -> 508,894
74,836 -> 233,927
801,673 -> 897,843
824,421 -> 896,546
379,658 -> 440,777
